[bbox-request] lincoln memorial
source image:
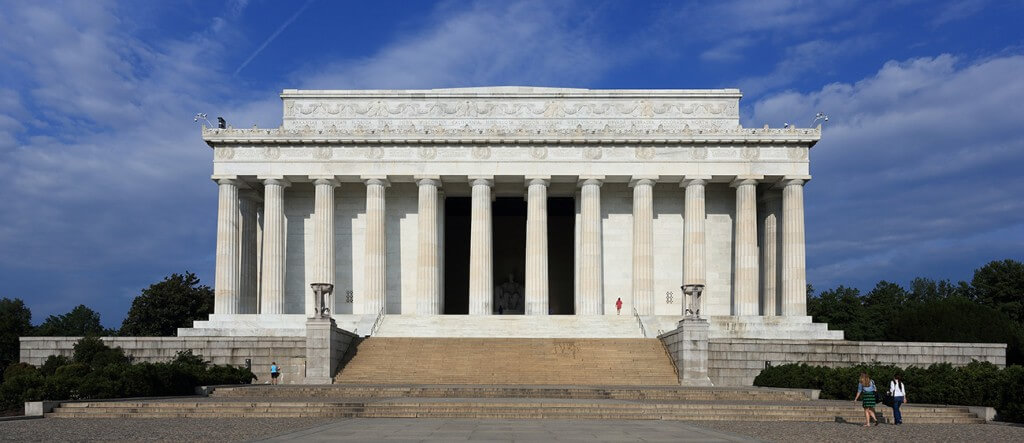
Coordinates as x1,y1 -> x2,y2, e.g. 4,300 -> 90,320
191,87 -> 838,340
21,87 -> 1005,387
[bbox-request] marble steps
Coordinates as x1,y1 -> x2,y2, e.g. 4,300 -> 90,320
373,315 -> 645,338
333,337 -> 678,385
210,385 -> 813,402
45,401 -> 984,423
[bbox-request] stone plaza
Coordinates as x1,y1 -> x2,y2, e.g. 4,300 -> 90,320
20,87 -> 1005,387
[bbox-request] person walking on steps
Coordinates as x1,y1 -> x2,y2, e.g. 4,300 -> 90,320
615,297 -> 623,315
270,361 -> 280,385
890,374 -> 908,425
854,372 -> 879,427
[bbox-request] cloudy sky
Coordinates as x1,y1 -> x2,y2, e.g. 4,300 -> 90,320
1,0 -> 1022,326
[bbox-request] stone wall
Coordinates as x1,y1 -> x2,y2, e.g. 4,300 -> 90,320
708,339 -> 1007,387
20,336 -> 307,384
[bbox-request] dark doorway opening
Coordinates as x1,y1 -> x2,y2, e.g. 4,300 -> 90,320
548,197 -> 575,315
442,195 -> 575,315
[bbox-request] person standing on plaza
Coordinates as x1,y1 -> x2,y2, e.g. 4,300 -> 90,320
270,361 -> 280,385
615,297 -> 623,315
890,374 -> 908,425
853,372 -> 879,426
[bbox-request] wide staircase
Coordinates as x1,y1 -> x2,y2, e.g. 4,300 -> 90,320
46,385 -> 985,423
40,337 -> 987,423
333,338 -> 679,385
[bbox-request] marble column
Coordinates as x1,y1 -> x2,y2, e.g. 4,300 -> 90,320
363,177 -> 389,316
578,177 -> 603,315
732,176 -> 761,316
781,177 -> 808,317
238,193 -> 260,314
260,177 -> 289,314
525,177 -> 549,315
682,176 -> 710,314
760,193 -> 782,316
468,177 -> 493,315
312,177 -> 339,313
214,178 -> 240,315
416,177 -> 442,315
631,177 -> 656,315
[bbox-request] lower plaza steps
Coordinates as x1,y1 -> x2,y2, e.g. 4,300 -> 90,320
333,337 -> 680,385
43,337 -> 986,424
45,386 -> 985,423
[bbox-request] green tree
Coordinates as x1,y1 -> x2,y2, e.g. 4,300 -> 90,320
0,298 -> 33,376
34,305 -> 105,337
808,286 -> 870,338
908,277 -> 969,303
972,259 -> 1024,322
119,272 -> 213,336
887,296 -> 1024,365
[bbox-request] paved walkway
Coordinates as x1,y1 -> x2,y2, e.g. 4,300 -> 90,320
258,418 -> 757,442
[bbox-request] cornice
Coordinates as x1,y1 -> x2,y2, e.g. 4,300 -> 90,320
202,126 -> 821,147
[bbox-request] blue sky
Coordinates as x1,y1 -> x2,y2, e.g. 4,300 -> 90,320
1,0 -> 1022,327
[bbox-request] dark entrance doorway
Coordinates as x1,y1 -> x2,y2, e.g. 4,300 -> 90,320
442,196 -> 575,314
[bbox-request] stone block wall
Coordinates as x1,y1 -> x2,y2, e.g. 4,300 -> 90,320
708,339 -> 1007,387
20,336 -> 306,384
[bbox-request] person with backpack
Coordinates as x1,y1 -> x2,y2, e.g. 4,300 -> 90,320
853,372 -> 879,426
890,374 -> 908,425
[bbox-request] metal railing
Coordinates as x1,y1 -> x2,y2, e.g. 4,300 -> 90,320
632,307 -> 648,338
370,306 -> 386,336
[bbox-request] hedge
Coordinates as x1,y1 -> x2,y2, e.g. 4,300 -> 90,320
1,337 -> 254,414
754,362 -> 1024,422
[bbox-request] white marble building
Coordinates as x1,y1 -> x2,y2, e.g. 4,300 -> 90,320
190,87 -> 840,340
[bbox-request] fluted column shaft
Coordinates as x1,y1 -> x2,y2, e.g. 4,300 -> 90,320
214,179 -> 240,314
238,196 -> 259,314
363,178 -> 389,315
468,178 -> 493,315
312,178 -> 339,316
260,178 -> 289,314
525,178 -> 549,315
416,178 -> 441,315
683,176 -> 709,315
781,179 -> 807,316
578,178 -> 603,315
732,178 -> 760,316
631,178 -> 656,315
761,195 -> 781,316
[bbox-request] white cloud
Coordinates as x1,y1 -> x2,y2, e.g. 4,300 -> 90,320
751,54 -> 1024,287
299,1 -> 610,89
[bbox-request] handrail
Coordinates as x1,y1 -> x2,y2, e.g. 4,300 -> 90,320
370,306 -> 385,336
632,307 -> 648,338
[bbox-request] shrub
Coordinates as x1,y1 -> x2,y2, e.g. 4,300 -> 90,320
754,362 -> 1024,422
0,338 -> 254,415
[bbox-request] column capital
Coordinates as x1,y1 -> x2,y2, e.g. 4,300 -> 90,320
680,175 -> 712,188
773,175 -> 812,189
730,175 -> 763,188
629,176 -> 658,187
577,175 -> 604,187
259,176 -> 291,187
525,176 -> 550,187
415,175 -> 441,187
362,176 -> 391,187
468,176 -> 494,187
311,176 -> 340,187
211,175 -> 239,186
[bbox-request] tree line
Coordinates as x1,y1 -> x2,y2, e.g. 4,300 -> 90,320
0,272 -> 213,372
808,259 -> 1024,364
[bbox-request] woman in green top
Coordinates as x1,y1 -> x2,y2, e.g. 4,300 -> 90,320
853,372 -> 879,427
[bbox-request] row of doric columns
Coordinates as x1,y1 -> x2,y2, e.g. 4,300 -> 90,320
212,174 -> 808,318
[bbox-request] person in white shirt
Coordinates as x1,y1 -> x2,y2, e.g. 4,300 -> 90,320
890,374 -> 908,425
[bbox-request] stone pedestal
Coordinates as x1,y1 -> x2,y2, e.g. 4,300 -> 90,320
304,317 -> 356,384
660,318 -> 713,386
